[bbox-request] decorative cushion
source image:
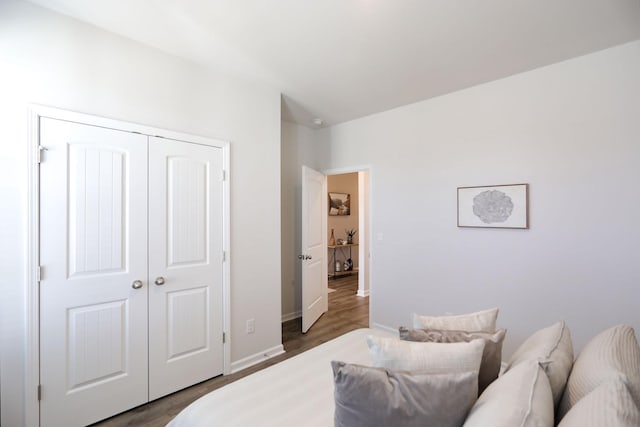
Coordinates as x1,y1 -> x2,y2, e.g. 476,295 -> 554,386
557,324 -> 640,420
463,360 -> 554,427
331,361 -> 478,427
412,307 -> 499,333
399,327 -> 506,393
367,335 -> 485,374
505,320 -> 573,407
557,380 -> 640,427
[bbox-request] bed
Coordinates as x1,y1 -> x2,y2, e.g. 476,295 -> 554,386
168,318 -> 636,426
167,328 -> 395,427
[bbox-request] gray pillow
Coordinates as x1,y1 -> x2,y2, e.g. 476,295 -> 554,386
399,327 -> 506,393
331,361 -> 478,427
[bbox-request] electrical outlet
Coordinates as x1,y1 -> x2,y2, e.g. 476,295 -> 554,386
246,318 -> 255,334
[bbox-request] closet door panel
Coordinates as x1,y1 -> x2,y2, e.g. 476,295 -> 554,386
39,118 -> 149,427
148,137 -> 224,400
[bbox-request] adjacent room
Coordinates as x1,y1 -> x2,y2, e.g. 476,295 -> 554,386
2,1 -> 640,426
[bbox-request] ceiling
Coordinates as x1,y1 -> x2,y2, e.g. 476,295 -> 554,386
26,0 -> 640,127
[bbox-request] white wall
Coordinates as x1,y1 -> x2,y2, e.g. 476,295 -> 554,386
0,2 -> 282,425
321,41 -> 640,356
280,120 -> 327,320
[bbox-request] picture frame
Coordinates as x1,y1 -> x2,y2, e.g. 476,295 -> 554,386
328,192 -> 350,216
457,184 -> 529,229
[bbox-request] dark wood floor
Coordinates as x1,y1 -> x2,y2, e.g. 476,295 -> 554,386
92,273 -> 367,427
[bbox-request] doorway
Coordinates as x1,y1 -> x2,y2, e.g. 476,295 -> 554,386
284,167 -> 370,344
326,170 -> 370,321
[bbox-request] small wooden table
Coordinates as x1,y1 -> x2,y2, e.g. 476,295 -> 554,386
328,244 -> 358,279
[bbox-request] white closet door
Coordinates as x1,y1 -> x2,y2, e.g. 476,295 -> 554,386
39,118 -> 149,427
148,137 -> 224,400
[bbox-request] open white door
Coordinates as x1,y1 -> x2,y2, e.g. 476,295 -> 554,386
301,166 -> 328,333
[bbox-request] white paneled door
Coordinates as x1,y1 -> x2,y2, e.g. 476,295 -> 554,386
148,137 -> 224,400
39,118 -> 224,426
39,118 -> 149,427
301,166 -> 328,333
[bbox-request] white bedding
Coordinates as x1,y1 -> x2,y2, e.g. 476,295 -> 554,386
167,328 -> 395,427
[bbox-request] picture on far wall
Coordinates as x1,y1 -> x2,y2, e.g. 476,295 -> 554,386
329,192 -> 350,216
457,183 -> 529,229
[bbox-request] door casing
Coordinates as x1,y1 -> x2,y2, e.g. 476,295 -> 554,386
26,105 -> 231,427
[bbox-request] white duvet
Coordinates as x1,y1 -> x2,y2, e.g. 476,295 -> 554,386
167,328 -> 394,427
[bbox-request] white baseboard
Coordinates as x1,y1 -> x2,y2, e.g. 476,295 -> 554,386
370,322 -> 397,335
230,344 -> 286,374
356,289 -> 370,297
281,310 -> 301,323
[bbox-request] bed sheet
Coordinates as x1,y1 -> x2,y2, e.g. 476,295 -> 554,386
167,327 -> 394,427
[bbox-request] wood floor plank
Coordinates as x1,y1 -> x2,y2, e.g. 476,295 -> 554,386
91,274 -> 367,426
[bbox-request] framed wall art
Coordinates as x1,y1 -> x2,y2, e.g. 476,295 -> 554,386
457,183 -> 529,229
328,192 -> 350,216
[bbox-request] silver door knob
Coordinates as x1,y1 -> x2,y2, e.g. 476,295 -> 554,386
154,276 -> 166,286
132,280 -> 143,289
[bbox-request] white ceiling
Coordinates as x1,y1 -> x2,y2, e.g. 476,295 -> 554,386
26,0 -> 640,127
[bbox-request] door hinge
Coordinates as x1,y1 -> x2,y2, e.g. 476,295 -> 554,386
37,146 -> 48,164
222,251 -> 226,262
221,169 -> 226,181
36,265 -> 43,282
37,384 -> 42,401
222,332 -> 226,344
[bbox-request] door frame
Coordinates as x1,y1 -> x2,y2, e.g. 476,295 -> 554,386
322,166 -> 373,309
25,105 -> 231,427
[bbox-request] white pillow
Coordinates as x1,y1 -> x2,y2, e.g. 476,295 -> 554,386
558,381 -> 640,427
505,321 -> 574,407
557,324 -> 640,419
412,308 -> 499,333
366,335 -> 485,374
463,360 -> 554,427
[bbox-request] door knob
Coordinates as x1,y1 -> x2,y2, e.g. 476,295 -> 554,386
305,255 -> 312,260
298,255 -> 304,260
154,276 -> 166,286
298,255 -> 312,260
132,280 -> 143,289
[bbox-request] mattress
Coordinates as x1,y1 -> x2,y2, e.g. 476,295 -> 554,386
167,327 -> 395,427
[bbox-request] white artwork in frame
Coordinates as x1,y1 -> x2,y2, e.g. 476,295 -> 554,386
457,184 -> 529,229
